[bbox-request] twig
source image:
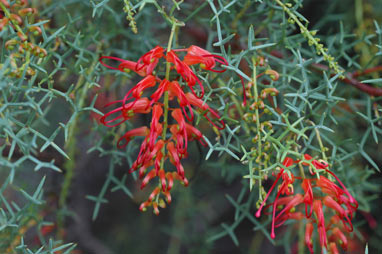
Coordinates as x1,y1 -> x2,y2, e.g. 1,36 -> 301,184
311,63 -> 382,97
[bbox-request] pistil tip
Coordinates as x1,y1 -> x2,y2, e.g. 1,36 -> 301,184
255,210 -> 261,218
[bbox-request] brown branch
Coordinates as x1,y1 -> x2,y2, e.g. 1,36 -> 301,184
311,63 -> 382,97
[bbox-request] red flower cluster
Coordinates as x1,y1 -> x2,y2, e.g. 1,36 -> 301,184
99,45 -> 227,214
255,154 -> 358,253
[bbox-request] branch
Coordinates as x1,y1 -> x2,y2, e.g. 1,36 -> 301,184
311,63 -> 382,97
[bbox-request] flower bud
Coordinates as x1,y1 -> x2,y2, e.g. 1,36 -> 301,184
5,39 -> 18,50
16,0 -> 28,6
0,17 -> 9,31
18,8 -> 37,17
29,26 -> 42,36
0,0 -> 10,8
17,31 -> 27,41
10,14 -> 22,25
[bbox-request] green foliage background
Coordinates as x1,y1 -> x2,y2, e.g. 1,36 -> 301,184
0,0 -> 381,253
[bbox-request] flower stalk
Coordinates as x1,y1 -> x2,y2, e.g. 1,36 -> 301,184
160,22 -> 178,171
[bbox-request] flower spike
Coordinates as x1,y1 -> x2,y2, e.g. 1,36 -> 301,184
255,154 -> 357,253
99,45 -> 228,215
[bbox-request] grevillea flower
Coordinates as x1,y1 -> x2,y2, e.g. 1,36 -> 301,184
99,56 -> 147,76
273,194 -> 304,227
255,154 -> 358,253
185,92 -> 225,130
302,178 -> 314,218
99,45 -> 228,214
168,80 -> 194,121
329,227 -> 348,250
329,242 -> 339,254
313,200 -> 327,248
183,45 -> 229,73
255,157 -> 295,238
171,108 -> 188,154
305,223 -> 314,253
100,97 -> 151,127
149,79 -> 170,106
180,45 -> 248,105
167,141 -> 185,178
166,50 -> 204,98
117,126 -> 150,149
185,123 -> 207,146
136,45 -> 164,74
119,74 -> 158,108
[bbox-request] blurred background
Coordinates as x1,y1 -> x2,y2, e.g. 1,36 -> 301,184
1,0 -> 381,253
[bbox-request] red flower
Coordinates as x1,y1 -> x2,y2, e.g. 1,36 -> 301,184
313,200 -> 327,248
168,80 -> 194,121
148,104 -> 163,149
329,242 -> 339,254
325,168 -> 358,209
301,179 -> 314,218
185,123 -> 207,146
255,154 -> 358,253
130,75 -> 157,100
329,227 -> 348,251
166,50 -> 204,98
129,134 -> 163,176
323,196 -> 350,224
303,154 -> 329,172
185,92 -> 225,130
121,74 -> 158,108
117,126 -> 150,149
305,223 -> 314,253
167,141 -> 185,179
317,176 -> 355,232
147,186 -> 160,202
136,45 -> 164,74
150,79 -> 170,106
99,56 -> 147,76
183,45 -> 228,73
171,108 -> 188,154
100,97 -> 151,127
255,157 -> 296,238
158,169 -> 166,191
99,45 -> 229,214
169,125 -> 186,154
273,194 -> 304,227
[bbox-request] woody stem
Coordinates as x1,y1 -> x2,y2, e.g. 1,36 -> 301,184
160,23 -> 177,170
